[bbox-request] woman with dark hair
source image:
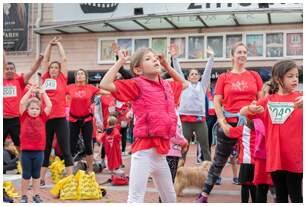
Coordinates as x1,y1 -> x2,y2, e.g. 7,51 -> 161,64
40,37 -> 73,187
194,42 -> 263,203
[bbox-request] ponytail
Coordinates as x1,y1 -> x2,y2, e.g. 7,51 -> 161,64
267,80 -> 279,94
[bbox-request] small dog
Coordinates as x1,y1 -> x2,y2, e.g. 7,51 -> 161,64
174,161 -> 212,196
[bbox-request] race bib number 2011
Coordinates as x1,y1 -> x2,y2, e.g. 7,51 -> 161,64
267,101 -> 294,124
3,86 -> 17,97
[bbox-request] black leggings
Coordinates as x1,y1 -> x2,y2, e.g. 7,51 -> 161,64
70,120 -> 93,156
256,184 -> 269,203
271,170 -> 303,203
241,184 -> 256,203
120,127 -> 127,153
206,115 -> 217,151
43,118 -> 73,167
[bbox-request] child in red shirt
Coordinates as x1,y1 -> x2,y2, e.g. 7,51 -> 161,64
100,48 -> 188,203
98,116 -> 122,172
19,85 -> 52,203
241,60 -> 303,203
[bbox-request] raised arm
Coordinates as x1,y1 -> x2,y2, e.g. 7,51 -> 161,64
158,53 -> 188,90
24,54 -> 44,84
19,86 -> 34,115
39,87 -> 52,115
113,42 -> 133,79
200,48 -> 214,93
42,37 -> 58,71
100,50 -> 129,92
94,96 -> 104,130
3,50 -> 7,70
55,41 -> 68,77
169,44 -> 185,79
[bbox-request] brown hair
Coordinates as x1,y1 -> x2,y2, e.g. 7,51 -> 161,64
268,60 -> 298,94
107,116 -> 117,127
48,61 -> 61,72
74,68 -> 89,83
130,48 -> 155,76
26,97 -> 41,109
230,42 -> 247,57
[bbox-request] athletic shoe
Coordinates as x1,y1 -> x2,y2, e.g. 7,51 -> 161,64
100,159 -> 106,170
20,195 -> 28,203
32,194 -> 43,203
3,189 -> 14,203
193,193 -> 208,203
232,177 -> 240,185
215,177 -> 222,185
40,180 -> 46,188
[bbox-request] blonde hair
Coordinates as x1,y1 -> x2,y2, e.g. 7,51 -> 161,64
130,48 -> 155,76
26,97 -> 41,109
107,116 -> 117,127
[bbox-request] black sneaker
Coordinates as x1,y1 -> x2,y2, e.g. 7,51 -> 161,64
215,177 -> 222,185
40,180 -> 46,188
32,194 -> 43,203
232,177 -> 240,185
20,195 -> 28,203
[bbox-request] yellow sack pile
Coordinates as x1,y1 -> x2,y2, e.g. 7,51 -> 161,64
49,156 -> 65,183
50,170 -> 104,200
16,160 -> 22,174
3,181 -> 20,198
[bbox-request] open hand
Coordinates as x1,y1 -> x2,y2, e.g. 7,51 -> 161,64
157,53 -> 167,67
294,96 -> 303,109
248,100 -> 264,114
117,49 -> 130,63
206,47 -> 214,58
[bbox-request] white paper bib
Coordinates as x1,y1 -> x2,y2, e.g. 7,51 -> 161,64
267,101 -> 294,124
108,106 -> 116,113
43,79 -> 57,90
3,86 -> 17,97
208,100 -> 214,109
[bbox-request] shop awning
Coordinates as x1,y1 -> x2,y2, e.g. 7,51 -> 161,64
34,8 -> 303,35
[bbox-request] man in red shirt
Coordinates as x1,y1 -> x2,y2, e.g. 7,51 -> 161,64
3,55 -> 43,151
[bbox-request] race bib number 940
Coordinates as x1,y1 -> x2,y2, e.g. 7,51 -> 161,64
43,79 -> 57,90
3,86 -> 17,97
267,101 -> 294,124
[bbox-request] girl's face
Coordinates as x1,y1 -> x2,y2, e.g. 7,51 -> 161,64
140,51 -> 161,76
76,70 -> 87,83
27,102 -> 41,118
281,67 -> 299,93
49,63 -> 60,78
188,69 -> 200,83
232,45 -> 247,67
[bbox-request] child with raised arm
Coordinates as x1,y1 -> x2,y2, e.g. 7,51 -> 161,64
240,60 -> 303,203
100,48 -> 188,203
19,85 -> 52,203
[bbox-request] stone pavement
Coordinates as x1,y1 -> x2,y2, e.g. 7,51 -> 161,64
4,144 -> 274,203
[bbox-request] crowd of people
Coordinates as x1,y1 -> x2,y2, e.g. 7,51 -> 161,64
3,37 -> 303,203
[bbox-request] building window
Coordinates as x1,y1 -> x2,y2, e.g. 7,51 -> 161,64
134,38 -> 149,52
152,37 -> 167,57
246,34 -> 264,57
100,39 -> 115,62
266,33 -> 283,57
226,34 -> 242,58
117,38 -> 133,56
170,37 -> 186,58
188,36 -> 204,59
286,33 -> 303,56
207,36 -> 223,58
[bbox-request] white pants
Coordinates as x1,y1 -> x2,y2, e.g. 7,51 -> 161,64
127,148 -> 176,203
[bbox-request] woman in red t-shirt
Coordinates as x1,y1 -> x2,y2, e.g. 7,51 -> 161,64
195,42 -> 263,203
40,37 -> 74,187
66,69 -> 103,172
242,60 -> 303,203
19,85 -> 52,203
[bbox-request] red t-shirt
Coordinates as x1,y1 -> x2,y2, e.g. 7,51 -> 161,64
3,74 -> 26,117
229,125 -> 256,164
20,111 -> 47,151
215,70 -> 263,122
41,72 -> 67,119
101,128 -> 122,170
249,92 -> 303,173
66,84 -> 100,122
111,77 -> 183,155
100,95 -> 116,128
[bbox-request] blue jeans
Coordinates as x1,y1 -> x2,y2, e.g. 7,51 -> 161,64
21,150 -> 44,179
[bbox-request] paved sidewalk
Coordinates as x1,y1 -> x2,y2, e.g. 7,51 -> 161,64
4,144 -> 274,203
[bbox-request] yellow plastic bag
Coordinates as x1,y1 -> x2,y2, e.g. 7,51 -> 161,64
75,170 -> 102,200
50,175 -> 78,200
17,160 -> 22,174
3,181 -> 20,198
49,156 -> 65,183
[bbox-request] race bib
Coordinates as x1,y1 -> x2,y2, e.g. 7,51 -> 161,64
121,120 -> 128,128
115,101 -> 124,108
3,86 -> 17,97
267,101 -> 294,124
208,100 -> 214,109
42,79 -> 57,90
108,106 -> 116,113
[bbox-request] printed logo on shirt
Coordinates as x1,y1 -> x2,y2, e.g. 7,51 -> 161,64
115,100 -> 124,108
267,101 -> 294,124
75,90 -> 86,97
231,81 -> 248,91
172,144 -> 181,151
3,86 -> 17,97
108,106 -> 116,113
42,79 -> 57,90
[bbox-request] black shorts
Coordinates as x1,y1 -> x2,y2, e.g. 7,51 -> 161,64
239,163 -> 255,184
3,117 -> 20,147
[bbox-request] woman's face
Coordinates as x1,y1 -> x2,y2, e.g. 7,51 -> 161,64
188,69 -> 200,83
49,63 -> 60,78
232,45 -> 247,67
76,70 -> 87,83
